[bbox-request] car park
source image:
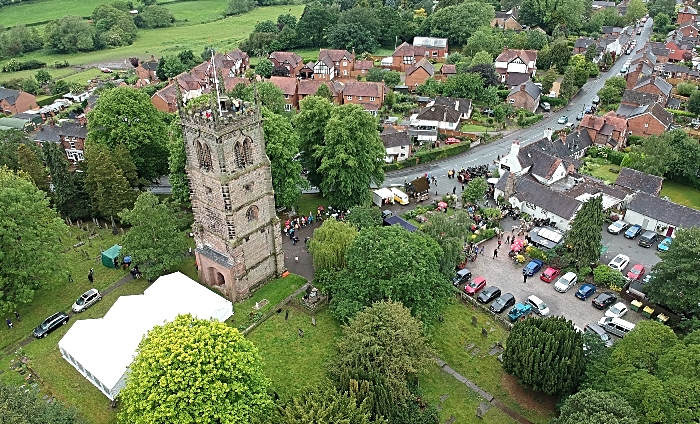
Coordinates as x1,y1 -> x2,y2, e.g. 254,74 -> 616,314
575,283 -> 596,300
527,295 -> 550,316
508,303 -> 533,322
452,268 -> 472,286
585,323 -> 614,347
657,237 -> 672,252
72,288 -> 102,313
608,254 -> 630,271
33,312 -> 69,338
554,272 -> 578,293
607,220 -> 628,234
540,267 -> 560,283
523,259 -> 543,276
624,224 -> 643,239
626,263 -> 645,281
465,276 -> 487,295
592,292 -> 617,309
478,286 -> 501,304
490,293 -> 515,313
605,302 -> 629,319
557,116 -> 568,124
638,231 -> 658,248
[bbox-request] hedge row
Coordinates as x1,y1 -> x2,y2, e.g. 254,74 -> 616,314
382,141 -> 471,171
666,108 -> 695,117
37,93 -> 66,106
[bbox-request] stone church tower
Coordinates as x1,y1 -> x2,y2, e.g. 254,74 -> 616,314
179,94 -> 284,301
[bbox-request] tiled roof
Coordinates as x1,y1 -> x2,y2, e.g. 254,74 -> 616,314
621,89 -> 660,106
580,114 -> 605,131
269,51 -> 303,68
512,177 -> 582,219
354,60 -> 374,70
508,80 -> 541,100
441,64 -> 456,75
33,121 -> 87,142
269,76 -> 297,96
226,49 -> 248,62
601,26 -> 622,34
506,73 -> 530,87
574,37 -> 595,49
298,80 -> 333,96
392,42 -> 424,57
662,63 -> 690,74
381,126 -> 411,148
564,178 -> 629,203
342,81 -> 382,97
434,96 -> 472,115
406,58 -> 434,76
414,104 -> 461,123
602,111 -> 627,134
634,75 -> 672,97
141,60 -> 159,71
319,49 -> 353,62
495,48 -> 538,64
529,150 -> 562,179
224,77 -> 249,92
628,190 -> 700,228
615,167 -> 664,195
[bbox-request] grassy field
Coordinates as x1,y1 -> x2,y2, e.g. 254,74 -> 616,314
227,273 -> 307,329
660,179 -> 700,210
580,157 -> 621,184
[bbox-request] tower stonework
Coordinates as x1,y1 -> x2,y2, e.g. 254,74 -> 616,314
179,98 -> 284,301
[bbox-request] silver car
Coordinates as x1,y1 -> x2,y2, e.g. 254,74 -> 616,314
72,288 -> 102,313
554,272 -> 578,293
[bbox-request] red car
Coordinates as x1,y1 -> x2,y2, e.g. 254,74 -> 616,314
626,263 -> 645,281
445,137 -> 461,145
540,267 -> 561,283
465,276 -> 486,295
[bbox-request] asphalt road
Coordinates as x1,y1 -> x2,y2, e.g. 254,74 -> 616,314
384,20 -> 653,186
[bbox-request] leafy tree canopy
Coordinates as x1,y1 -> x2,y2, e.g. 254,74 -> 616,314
118,314 -> 272,423
308,218 -> 358,272
424,1 -> 495,46
277,383 -> 382,424
562,196 -> 605,269
293,95 -> 334,188
462,176 -> 488,205
553,389 -> 638,424
347,205 -> 382,230
421,210 -> 474,278
0,129 -> 38,171
0,381 -> 86,424
44,16 -> 96,53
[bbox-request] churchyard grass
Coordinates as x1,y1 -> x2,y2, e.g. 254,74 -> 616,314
228,274 -> 307,329
0,225 -> 128,351
292,193 -> 329,220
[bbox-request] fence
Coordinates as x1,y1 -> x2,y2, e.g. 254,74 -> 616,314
241,283 -> 310,335
439,129 -> 480,141
455,290 -> 514,331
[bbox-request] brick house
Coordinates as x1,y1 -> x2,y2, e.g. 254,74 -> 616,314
492,9 -> 523,30
33,121 -> 88,163
405,58 -> 435,91
268,76 -> 298,111
412,37 -> 448,61
579,112 -> 628,150
297,80 -> 342,105
665,40 -> 692,62
0,88 -> 38,115
299,62 -> 315,79
441,64 -> 456,79
573,37 -> 595,54
151,73 -> 205,113
677,5 -> 698,25
351,60 -> 374,78
314,49 -> 354,80
391,42 -> 426,72
678,22 -> 700,38
268,51 -> 305,76
660,63 -> 690,79
625,61 -> 654,89
341,81 -> 384,115
619,103 -> 673,136
380,126 -> 412,163
191,50 -> 249,81
633,75 -> 672,106
619,89 -> 662,107
134,59 -> 159,86
506,80 -> 541,113
494,48 -> 537,84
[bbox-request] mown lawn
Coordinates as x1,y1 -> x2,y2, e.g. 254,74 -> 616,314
227,273 -> 307,329
580,157 -> 620,183
660,179 -> 700,210
461,124 -> 496,133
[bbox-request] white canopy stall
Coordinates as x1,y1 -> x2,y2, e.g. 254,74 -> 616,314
58,272 -> 233,400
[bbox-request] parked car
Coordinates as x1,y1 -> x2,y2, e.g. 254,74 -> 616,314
592,292 -> 617,309
464,276 -> 487,295
540,102 -> 551,111
478,286 -> 501,304
657,237 -> 672,252
626,263 -> 645,281
527,295 -> 550,316
490,293 -> 515,314
33,312 -> 69,338
72,288 -> 102,313
607,220 -> 629,235
508,303 -> 533,322
585,323 -> 614,347
624,224 -> 643,239
592,95 -> 600,105
605,302 -> 629,319
637,28 -> 642,35
523,259 -> 544,276
554,272 -> 578,293
445,137 -> 461,145
557,116 -> 568,124
540,267 -> 561,283
638,230 -> 658,248
608,254 -> 630,272
452,268 -> 472,286
576,111 -> 584,120
575,283 -> 597,300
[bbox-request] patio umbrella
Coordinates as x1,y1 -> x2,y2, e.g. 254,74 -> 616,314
317,206 -> 325,211
438,202 -> 448,208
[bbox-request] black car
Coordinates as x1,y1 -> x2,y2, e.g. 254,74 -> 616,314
477,286 -> 501,304
592,292 -> 617,309
490,293 -> 515,313
452,268 -> 472,286
33,312 -> 69,338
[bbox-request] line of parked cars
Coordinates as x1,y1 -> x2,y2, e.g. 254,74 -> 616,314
607,220 -> 672,251
32,288 -> 102,339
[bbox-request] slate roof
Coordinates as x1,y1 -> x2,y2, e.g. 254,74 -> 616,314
564,179 -> 629,203
634,75 -> 672,97
140,60 -> 159,71
618,102 -> 673,128
678,5 -> 698,14
433,96 -> 472,115
529,151 -> 562,179
615,167 -> 664,195
512,177 -> 582,219
508,80 -> 541,100
628,190 -> 700,228
342,81 -> 382,97
662,63 -> 690,74
601,26 -> 622,34
506,73 -> 531,87
0,88 -> 20,105
34,121 -> 88,142
521,130 -> 592,161
406,58 -> 435,76
574,37 -> 595,49
666,97 -> 682,109
621,89 -> 661,106
380,126 -> 411,148
414,104 -> 461,123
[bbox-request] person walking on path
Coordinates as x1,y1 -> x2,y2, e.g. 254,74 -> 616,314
13,311 -> 20,322
6,318 -> 12,329
493,249 -> 498,259
88,268 -> 94,283
523,274 -> 528,284
506,235 -> 510,245
497,240 -> 502,249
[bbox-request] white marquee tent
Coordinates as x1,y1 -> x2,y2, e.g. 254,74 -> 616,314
58,272 -> 233,400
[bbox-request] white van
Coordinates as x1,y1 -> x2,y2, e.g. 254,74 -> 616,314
391,187 -> 409,205
527,295 -> 550,317
598,316 -> 635,338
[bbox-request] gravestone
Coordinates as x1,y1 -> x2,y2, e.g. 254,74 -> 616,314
481,328 -> 488,337
476,402 -> 491,418
471,315 -> 478,326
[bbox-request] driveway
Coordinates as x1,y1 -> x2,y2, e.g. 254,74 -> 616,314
601,225 -> 662,274
461,218 -> 649,332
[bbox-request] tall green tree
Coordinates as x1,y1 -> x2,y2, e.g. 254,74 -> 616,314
347,205 -> 382,230
84,145 -> 136,218
43,143 -> 92,219
44,16 -> 95,53
647,0 -> 674,17
167,119 -> 190,204
317,104 -> 385,210
16,144 -> 49,192
156,55 -> 188,80
242,82 -> 286,114
295,2 -> 339,47
519,0 -> 585,32
562,193 -> 604,269
87,87 -> 169,181
308,218 -> 358,271
0,381 -> 86,424
425,1 -> 496,46
262,109 -> 307,208
503,316 -> 585,395
118,314 -> 272,424
118,192 -> 188,280
0,168 -> 68,312
553,389 -> 638,424
326,225 -> 449,322
294,95 -> 334,188
137,5 -> 175,28
278,384 -> 383,424
111,143 -> 139,187
462,176 -> 488,205
255,59 -> 274,78
645,227 -> 700,314
624,0 -> 648,24
0,130 -> 37,171
421,211 -> 474,278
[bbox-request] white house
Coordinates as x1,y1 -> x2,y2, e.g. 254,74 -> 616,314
380,126 -> 412,163
494,48 -> 538,83
408,96 -> 472,142
624,191 -> 700,237
499,137 -> 568,186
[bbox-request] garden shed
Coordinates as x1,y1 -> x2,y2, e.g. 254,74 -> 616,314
101,244 -> 122,268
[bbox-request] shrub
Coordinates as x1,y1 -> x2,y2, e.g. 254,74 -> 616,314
52,60 -> 70,68
593,265 -> 626,288
676,82 -> 697,97
525,245 -> 548,262
667,108 -> 695,117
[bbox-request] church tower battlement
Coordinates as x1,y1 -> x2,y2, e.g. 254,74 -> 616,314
179,95 -> 284,301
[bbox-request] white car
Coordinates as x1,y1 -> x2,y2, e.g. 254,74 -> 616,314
605,302 -> 629,319
608,254 -> 630,272
72,288 -> 102,313
608,220 -> 629,234
554,272 -> 578,293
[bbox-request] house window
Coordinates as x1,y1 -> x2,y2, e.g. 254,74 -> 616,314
347,95 -> 352,100
509,99 -> 515,103
335,61 -> 339,65
432,51 -> 438,57
284,94 -> 289,99
246,205 -> 259,221
370,96 -> 375,101
400,145 -> 406,149
645,123 -> 649,127
359,96 -> 363,100
284,104 -> 292,111
69,141 -> 76,149
343,70 -> 348,75
343,61 -> 347,66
